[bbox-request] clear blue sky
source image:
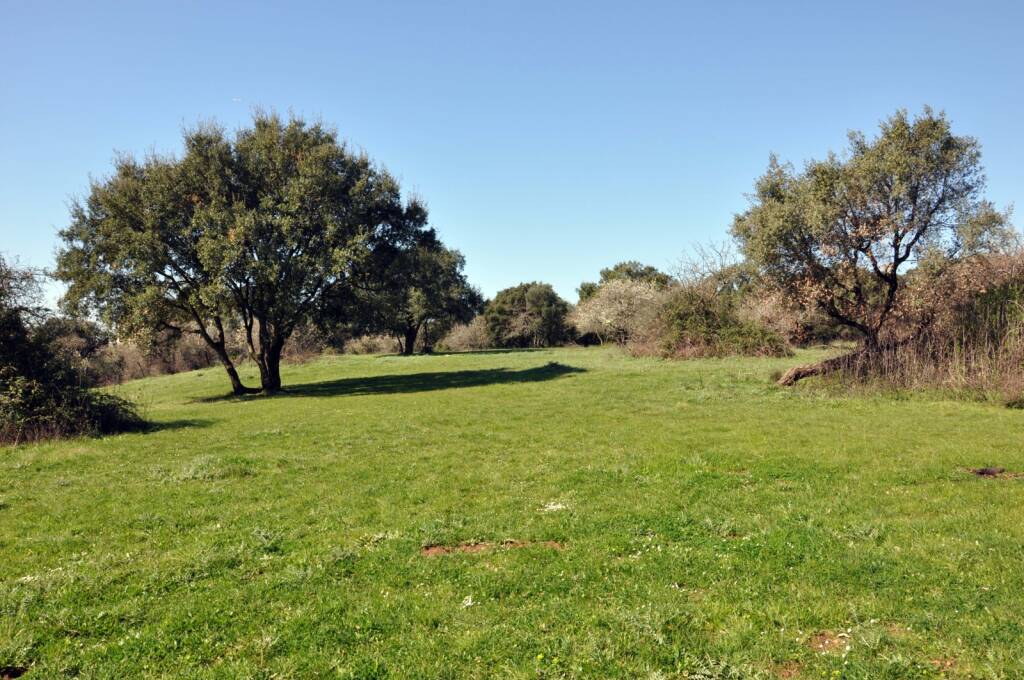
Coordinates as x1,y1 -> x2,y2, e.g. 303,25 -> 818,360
2,1 -> 1021,304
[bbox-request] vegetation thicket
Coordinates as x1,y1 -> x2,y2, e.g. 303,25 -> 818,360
0,257 -> 143,444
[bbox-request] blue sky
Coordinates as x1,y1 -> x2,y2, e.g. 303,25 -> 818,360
2,1 -> 1021,304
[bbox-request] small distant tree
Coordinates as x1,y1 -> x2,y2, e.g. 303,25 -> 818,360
578,261 -> 670,302
58,113 -> 429,394
352,235 -> 483,354
731,108 -> 1013,384
485,282 -> 571,348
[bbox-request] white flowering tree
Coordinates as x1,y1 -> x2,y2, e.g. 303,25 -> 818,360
570,279 -> 664,345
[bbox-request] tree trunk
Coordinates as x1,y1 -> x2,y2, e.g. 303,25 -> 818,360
402,326 -> 418,356
215,346 -> 257,395
776,350 -> 864,386
192,319 -> 258,395
257,339 -> 285,393
777,337 -> 908,386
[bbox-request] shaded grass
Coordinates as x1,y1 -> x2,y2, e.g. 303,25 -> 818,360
2,347 -> 1024,677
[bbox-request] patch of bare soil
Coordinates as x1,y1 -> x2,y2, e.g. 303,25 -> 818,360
807,631 -> 849,654
930,657 -> 956,672
774,661 -> 802,678
420,540 -> 563,556
0,667 -> 28,679
886,623 -> 910,637
966,467 -> 1024,478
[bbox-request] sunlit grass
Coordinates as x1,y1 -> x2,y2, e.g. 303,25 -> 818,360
3,347 -> 1023,677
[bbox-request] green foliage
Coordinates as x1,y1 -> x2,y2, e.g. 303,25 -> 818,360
56,112 -> 431,393
484,282 -> 570,347
0,258 -> 142,444
347,235 -> 483,354
655,285 -> 790,358
578,260 -> 670,302
732,107 -> 1012,348
0,369 -> 143,444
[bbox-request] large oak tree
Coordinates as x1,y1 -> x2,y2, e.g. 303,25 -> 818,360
57,113 -> 429,393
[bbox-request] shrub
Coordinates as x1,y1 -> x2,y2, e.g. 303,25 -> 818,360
437,316 -> 491,352
635,284 -> 790,358
344,334 -> 401,355
738,288 -> 853,347
0,368 -> 144,445
0,256 -> 144,444
281,324 -> 331,364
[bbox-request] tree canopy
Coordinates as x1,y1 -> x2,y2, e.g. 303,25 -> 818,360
57,113 -> 431,393
346,233 -> 483,354
577,261 -> 670,302
732,108 -> 1012,356
484,282 -> 570,348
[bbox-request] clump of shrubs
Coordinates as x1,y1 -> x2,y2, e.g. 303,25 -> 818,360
570,279 -> 665,346
636,284 -> 790,358
0,367 -> 144,445
344,334 -> 402,355
570,259 -> 790,359
1,258 -> 143,445
437,316 -> 491,352
737,288 -> 853,347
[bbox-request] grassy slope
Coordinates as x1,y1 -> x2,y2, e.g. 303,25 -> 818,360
2,347 -> 1023,678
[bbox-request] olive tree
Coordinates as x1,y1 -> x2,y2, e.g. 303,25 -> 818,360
731,108 -> 1012,384
58,113 -> 428,393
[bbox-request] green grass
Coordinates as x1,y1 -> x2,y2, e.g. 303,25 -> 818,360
3,347 -> 1024,678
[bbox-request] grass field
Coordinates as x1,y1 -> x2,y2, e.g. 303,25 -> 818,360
3,347 -> 1024,678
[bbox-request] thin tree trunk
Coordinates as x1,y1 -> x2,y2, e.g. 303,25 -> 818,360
212,342 -> 258,395
188,314 -> 258,395
402,326 -> 418,356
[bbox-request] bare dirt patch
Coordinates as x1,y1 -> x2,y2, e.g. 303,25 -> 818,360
0,667 -> 28,679
807,631 -> 849,654
965,467 -> 1023,479
420,540 -> 563,556
773,661 -> 802,678
930,657 -> 956,672
886,623 -> 910,637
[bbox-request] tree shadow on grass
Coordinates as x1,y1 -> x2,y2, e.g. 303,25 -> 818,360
144,418 -> 216,432
414,348 -> 551,357
193,361 -> 585,403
